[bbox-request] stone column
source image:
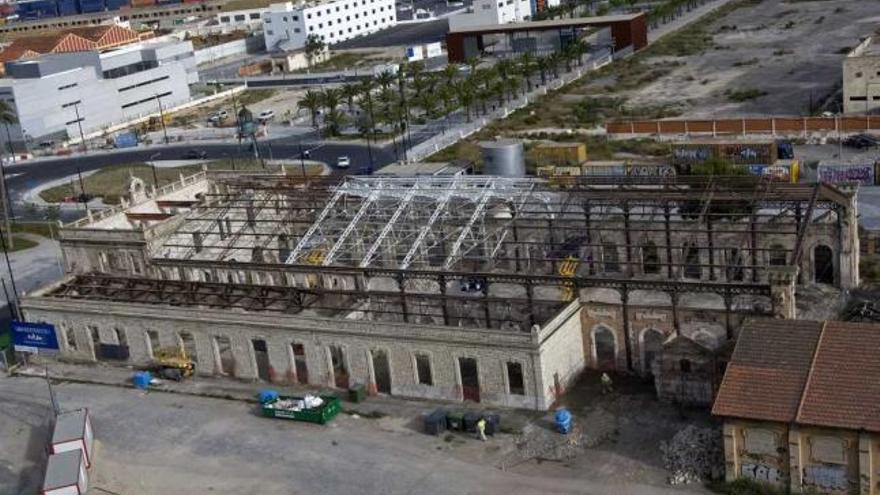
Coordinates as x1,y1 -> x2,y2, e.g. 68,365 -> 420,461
788,426 -> 804,494
769,266 -> 798,320
859,432 -> 874,495
723,422 -> 740,482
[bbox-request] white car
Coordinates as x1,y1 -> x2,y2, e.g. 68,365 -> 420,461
337,156 -> 351,168
208,110 -> 229,123
258,110 -> 275,122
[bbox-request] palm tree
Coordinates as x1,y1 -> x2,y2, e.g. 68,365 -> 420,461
321,88 -> 343,136
297,90 -> 322,128
358,79 -> 377,131
340,84 -> 360,114
518,52 -> 537,92
454,80 -> 475,123
375,70 -> 396,94
536,56 -> 551,86
439,85 -> 458,126
442,64 -> 458,86
0,100 -> 15,250
465,56 -> 480,75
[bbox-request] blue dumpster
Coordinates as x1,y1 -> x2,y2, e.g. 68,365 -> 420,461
555,408 -> 572,434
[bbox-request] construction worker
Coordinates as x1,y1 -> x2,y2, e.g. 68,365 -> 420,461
601,372 -> 614,395
476,417 -> 487,441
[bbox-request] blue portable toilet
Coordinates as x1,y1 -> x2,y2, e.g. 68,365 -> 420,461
555,408 -> 572,434
132,371 -> 152,390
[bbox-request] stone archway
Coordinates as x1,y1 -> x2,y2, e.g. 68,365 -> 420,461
814,244 -> 834,285
592,325 -> 617,370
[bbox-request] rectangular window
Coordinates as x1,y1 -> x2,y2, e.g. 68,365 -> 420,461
267,29 -> 274,35
220,15 -> 230,22
293,27 -> 300,33
117,75 -> 170,92
249,12 -> 260,19
234,14 -> 245,21
415,353 -> 432,385
292,14 -> 298,20
851,96 -> 868,101
121,91 -> 172,109
507,362 -> 525,395
57,82 -> 78,91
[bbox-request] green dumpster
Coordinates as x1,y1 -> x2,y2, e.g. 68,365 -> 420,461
260,395 -> 341,425
348,383 -> 366,403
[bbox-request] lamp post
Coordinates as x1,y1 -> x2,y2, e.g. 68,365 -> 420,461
298,142 -> 309,179
72,102 -> 87,153
155,93 -> 169,145
149,152 -> 161,188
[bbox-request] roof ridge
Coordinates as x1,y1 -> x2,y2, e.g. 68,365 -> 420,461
795,319 -> 827,423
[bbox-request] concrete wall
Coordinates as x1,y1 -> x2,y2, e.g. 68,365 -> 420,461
536,301 -> 585,409
723,420 -> 790,487
194,36 -> 265,66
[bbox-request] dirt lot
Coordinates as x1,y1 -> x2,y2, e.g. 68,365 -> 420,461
0,370 -> 715,495
622,0 -> 879,117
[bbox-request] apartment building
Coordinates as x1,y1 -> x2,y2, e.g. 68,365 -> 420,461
262,0 -> 396,52
0,38 -> 196,143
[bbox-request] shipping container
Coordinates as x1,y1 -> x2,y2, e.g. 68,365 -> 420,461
744,159 -> 799,184
581,164 -> 626,177
155,0 -> 181,5
55,0 -> 77,15
129,0 -> 156,7
670,140 -> 777,166
16,0 -> 59,19
105,0 -> 130,9
625,164 -> 675,177
817,162 -> 875,186
533,142 -> 587,166
76,0 -> 105,13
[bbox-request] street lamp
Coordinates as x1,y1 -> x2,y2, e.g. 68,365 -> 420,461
298,142 -> 310,179
149,152 -> 161,188
72,102 -> 87,153
155,93 -> 169,145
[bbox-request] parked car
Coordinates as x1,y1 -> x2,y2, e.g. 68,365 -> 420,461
258,110 -> 275,122
183,149 -> 208,159
336,156 -> 350,168
843,134 -> 880,149
208,110 -> 229,123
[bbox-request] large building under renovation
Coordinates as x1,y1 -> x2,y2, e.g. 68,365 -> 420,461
21,170 -> 859,409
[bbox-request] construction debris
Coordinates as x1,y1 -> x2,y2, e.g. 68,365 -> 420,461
660,425 -> 724,485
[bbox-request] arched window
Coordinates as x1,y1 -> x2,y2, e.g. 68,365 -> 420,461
814,244 -> 834,284
642,241 -> 660,275
592,326 -> 616,369
641,328 -> 664,376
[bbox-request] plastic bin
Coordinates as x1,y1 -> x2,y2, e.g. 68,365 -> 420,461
424,408 -> 447,436
483,413 -> 500,436
463,412 -> 480,433
555,408 -> 572,434
348,383 -> 366,403
132,371 -> 151,389
446,410 -> 464,431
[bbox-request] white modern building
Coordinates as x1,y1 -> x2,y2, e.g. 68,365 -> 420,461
448,0 -> 531,31
262,0 -> 396,52
0,39 -> 197,143
843,36 -> 880,114
216,7 -> 268,33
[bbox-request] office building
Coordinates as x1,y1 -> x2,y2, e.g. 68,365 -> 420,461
262,0 -> 396,52
447,0 -> 531,31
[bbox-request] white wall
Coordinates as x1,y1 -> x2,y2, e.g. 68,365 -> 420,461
448,0 -> 530,30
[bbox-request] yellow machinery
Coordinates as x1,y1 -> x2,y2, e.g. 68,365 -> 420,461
558,255 -> 579,302
151,347 -> 194,381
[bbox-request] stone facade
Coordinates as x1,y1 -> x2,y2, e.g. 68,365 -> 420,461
22,288 -> 585,411
723,420 -> 880,494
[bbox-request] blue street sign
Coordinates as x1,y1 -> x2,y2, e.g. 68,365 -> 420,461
11,321 -> 59,353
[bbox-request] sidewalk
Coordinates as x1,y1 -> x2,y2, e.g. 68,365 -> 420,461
648,0 -> 738,43
13,360 -> 538,430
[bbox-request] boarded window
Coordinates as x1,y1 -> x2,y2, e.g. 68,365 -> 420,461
179,332 -> 197,362
769,244 -> 787,266
642,241 -> 660,274
679,359 -> 692,373
744,428 -> 778,455
252,339 -> 271,381
810,436 -> 847,464
507,362 -> 525,395
602,243 -> 619,273
415,353 -> 432,386
64,324 -> 77,351
214,336 -> 234,375
290,343 -> 308,384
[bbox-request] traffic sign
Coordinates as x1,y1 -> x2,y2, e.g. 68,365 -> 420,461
11,321 -> 59,353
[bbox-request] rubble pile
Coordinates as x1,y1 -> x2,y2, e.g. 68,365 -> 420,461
660,425 -> 724,485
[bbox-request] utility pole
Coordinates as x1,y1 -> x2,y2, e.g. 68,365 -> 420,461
298,142 -> 309,179
149,152 -> 161,188
0,222 -> 20,320
72,102 -> 87,153
155,93 -> 169,145
76,167 -> 88,211
0,128 -> 12,251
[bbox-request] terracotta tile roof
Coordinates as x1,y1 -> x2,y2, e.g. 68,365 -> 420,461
66,25 -> 114,42
796,321 -> 880,432
0,32 -> 95,63
711,319 -> 823,423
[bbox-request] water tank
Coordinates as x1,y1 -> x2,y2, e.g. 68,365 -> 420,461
480,139 -> 525,177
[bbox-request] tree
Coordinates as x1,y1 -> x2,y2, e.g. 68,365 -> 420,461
518,52 -> 537,92
304,34 -> 326,67
321,88 -> 343,136
297,90 -> 323,128
0,99 -> 16,250
340,84 -> 359,114
358,79 -> 377,132
536,56 -> 551,86
454,79 -> 475,122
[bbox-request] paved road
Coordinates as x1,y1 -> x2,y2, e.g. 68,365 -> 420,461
6,136 -> 397,220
